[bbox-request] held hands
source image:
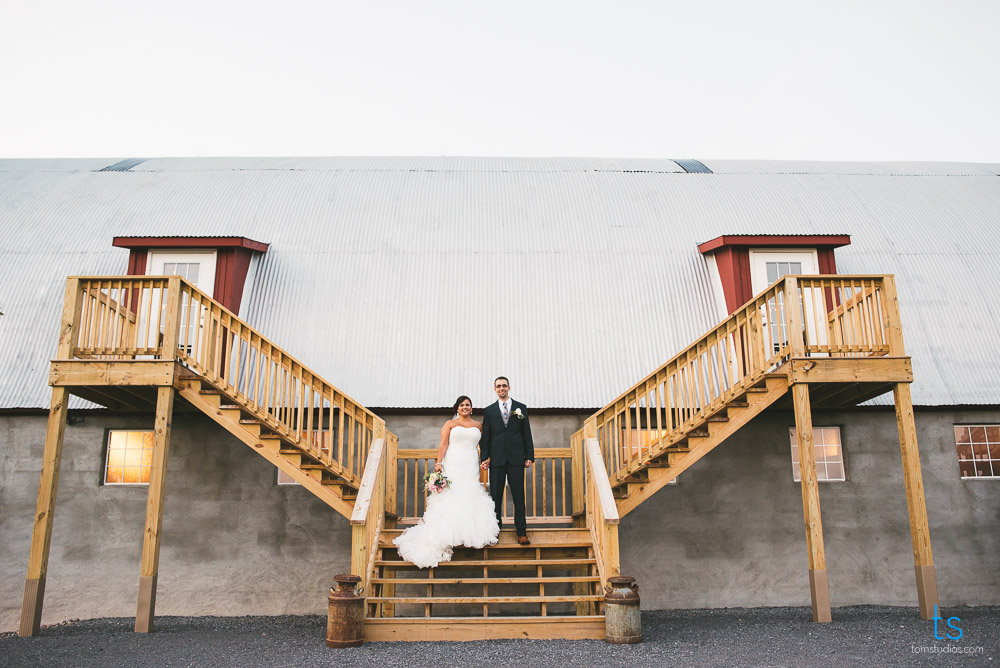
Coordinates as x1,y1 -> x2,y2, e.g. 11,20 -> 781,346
479,458 -> 533,469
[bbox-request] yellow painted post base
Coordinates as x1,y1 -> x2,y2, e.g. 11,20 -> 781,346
135,575 -> 158,633
915,564 -> 939,620
18,577 -> 45,637
808,569 -> 832,623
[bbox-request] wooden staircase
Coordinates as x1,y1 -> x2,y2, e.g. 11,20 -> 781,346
176,378 -> 362,518
22,272 -> 939,637
362,527 -> 606,641
611,374 -> 790,516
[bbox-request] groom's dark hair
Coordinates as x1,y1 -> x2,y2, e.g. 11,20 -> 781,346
494,376 -> 509,386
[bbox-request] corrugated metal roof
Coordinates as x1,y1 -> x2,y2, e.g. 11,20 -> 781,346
1,157 -> 998,409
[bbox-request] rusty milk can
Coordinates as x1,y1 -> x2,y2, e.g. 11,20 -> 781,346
327,574 -> 364,648
604,576 -> 641,644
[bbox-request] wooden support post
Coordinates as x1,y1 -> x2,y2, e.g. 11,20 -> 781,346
19,279 -> 82,637
792,383 -> 831,623
18,386 -> 70,637
135,386 -> 175,633
893,382 -> 938,620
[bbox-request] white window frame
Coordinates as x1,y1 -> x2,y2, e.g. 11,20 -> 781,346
103,429 -> 154,486
147,249 -> 217,295
277,469 -> 300,486
954,425 -> 1000,480
789,426 -> 845,482
749,249 -> 820,294
750,249 -> 828,352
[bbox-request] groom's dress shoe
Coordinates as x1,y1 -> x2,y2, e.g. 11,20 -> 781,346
518,535 -> 530,545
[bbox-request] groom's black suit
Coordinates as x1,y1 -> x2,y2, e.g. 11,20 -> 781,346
481,400 -> 535,536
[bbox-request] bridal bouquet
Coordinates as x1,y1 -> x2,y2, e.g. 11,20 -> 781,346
424,470 -> 451,494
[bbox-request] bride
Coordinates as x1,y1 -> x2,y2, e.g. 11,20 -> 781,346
393,396 -> 500,568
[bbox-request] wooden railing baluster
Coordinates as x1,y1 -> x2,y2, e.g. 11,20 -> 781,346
583,275 -> 893,486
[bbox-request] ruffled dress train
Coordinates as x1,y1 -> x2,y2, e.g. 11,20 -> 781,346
393,425 -> 500,568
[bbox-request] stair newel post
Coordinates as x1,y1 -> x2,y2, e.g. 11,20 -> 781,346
19,278 -> 82,636
784,276 -> 805,359
160,277 -> 183,360
882,275 -> 939,619
570,430 -> 585,527
351,433 -> 387,612
383,430 -> 397,529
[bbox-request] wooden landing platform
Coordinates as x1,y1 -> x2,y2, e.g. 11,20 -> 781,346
363,615 -> 607,641
769,357 -> 913,410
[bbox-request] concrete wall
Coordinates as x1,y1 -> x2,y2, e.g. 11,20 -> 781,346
1,405 -> 997,631
0,411 -> 354,632
622,407 -> 1000,610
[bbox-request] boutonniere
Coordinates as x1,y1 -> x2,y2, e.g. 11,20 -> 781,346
512,408 -> 525,420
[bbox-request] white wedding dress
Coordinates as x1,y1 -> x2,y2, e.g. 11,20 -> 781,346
393,425 -> 500,568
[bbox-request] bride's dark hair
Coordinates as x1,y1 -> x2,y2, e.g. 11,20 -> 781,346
453,395 -> 472,411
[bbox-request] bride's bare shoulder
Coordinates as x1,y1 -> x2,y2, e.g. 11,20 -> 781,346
473,420 -> 483,431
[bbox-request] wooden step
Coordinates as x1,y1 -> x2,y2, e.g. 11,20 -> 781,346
376,558 -> 596,568
366,595 -> 602,604
363,615 -> 606,641
379,529 -> 591,548
371,576 -> 600,585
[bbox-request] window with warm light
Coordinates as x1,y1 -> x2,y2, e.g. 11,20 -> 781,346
954,426 -> 1000,479
623,429 -> 678,484
104,431 -> 154,484
789,426 -> 845,482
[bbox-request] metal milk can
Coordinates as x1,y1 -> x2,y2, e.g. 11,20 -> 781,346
326,574 -> 364,648
604,575 -> 642,644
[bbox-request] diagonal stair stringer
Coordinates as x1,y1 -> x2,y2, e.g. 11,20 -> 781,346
177,380 -> 355,519
616,374 -> 790,517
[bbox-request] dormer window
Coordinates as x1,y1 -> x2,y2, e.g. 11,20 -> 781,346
698,235 -> 850,317
113,236 -> 268,315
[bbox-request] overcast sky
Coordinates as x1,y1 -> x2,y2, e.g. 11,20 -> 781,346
2,0 -> 997,162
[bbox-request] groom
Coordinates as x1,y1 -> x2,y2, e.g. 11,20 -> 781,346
480,376 -> 535,545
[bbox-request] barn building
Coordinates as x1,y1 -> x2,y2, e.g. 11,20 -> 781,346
1,157 -> 998,638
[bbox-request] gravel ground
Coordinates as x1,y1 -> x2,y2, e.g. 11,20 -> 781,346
2,606 -> 997,667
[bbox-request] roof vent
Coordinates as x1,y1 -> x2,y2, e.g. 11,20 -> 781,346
674,159 -> 712,174
97,158 -> 148,172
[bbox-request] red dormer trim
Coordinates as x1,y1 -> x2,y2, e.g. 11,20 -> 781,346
698,234 -> 850,313
113,236 -> 269,313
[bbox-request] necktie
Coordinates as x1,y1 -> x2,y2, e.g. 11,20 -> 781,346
502,402 -> 509,424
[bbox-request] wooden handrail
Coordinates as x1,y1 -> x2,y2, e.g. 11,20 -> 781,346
58,276 -> 394,485
586,275 -> 898,485
351,436 -> 387,593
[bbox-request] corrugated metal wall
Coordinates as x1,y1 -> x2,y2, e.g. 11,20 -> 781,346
1,157 -> 998,409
